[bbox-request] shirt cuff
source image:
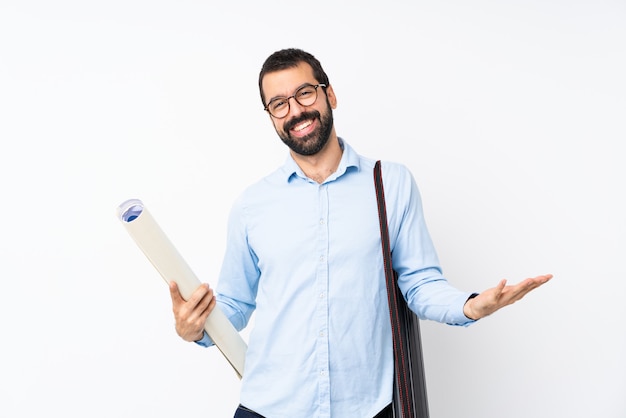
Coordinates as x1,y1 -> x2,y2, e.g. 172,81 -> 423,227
193,331 -> 214,347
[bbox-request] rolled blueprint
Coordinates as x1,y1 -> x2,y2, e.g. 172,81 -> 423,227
117,198 -> 246,379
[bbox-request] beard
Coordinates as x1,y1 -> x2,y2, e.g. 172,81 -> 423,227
277,104 -> 334,156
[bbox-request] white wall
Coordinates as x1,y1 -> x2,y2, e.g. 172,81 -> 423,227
1,1 -> 624,417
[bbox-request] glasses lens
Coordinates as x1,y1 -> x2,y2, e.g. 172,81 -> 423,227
295,85 -> 318,107
268,98 -> 289,118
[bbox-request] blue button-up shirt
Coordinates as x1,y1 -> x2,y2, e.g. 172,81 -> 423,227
197,139 -> 474,417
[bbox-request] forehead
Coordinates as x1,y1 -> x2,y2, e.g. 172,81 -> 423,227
262,62 -> 317,100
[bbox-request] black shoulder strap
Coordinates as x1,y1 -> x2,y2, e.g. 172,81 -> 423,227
374,160 -> 430,418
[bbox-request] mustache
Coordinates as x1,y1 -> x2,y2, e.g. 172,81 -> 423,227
283,110 -> 320,132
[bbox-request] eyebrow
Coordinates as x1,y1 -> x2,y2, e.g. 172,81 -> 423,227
267,82 -> 317,103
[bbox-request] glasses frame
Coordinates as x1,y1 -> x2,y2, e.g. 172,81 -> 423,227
264,83 -> 327,119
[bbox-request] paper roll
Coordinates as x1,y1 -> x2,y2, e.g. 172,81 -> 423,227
117,198 -> 246,378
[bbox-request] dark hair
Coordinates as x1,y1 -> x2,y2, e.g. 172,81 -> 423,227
258,48 -> 330,106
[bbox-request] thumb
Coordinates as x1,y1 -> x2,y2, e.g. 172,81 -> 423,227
168,281 -> 184,305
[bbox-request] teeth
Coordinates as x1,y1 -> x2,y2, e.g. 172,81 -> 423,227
293,120 -> 312,132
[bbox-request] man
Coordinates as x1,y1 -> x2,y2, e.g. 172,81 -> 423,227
168,48 -> 552,418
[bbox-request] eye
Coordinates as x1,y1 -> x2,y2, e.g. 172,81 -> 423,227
269,98 -> 287,112
297,87 -> 315,98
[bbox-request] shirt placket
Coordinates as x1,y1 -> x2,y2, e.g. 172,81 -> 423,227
315,183 -> 331,417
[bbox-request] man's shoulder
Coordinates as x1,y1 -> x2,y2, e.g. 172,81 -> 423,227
378,160 -> 413,181
342,141 -> 412,180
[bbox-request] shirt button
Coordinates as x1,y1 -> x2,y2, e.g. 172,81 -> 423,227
319,331 -> 325,337
320,371 -> 326,376
319,219 -> 325,225
319,292 -> 325,299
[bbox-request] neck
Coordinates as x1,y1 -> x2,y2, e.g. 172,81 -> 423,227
291,133 -> 342,184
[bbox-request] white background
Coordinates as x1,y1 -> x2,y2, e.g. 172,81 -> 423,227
1,1 -> 624,417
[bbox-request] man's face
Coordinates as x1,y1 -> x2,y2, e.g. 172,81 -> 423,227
262,63 -> 337,156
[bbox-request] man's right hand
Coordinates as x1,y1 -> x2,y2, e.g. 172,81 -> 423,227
169,281 -> 216,342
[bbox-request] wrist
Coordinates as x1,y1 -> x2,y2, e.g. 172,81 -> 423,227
463,293 -> 480,320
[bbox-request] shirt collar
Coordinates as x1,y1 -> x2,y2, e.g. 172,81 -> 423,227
280,137 -> 361,183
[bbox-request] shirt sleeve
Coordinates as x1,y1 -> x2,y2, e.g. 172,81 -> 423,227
214,196 -> 260,331
384,162 -> 476,327
194,197 -> 260,348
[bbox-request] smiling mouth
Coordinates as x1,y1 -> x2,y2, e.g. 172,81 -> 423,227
292,120 -> 313,132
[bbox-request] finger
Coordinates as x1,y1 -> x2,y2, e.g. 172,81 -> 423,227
495,279 -> 507,295
522,274 -> 552,286
169,281 -> 184,306
519,275 -> 551,292
174,283 -> 210,310
536,274 -> 553,283
188,283 -> 211,306
194,287 -> 215,315
195,294 -> 217,324
206,293 -> 217,315
503,276 -> 547,302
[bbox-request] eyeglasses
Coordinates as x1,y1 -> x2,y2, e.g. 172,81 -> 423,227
264,84 -> 327,119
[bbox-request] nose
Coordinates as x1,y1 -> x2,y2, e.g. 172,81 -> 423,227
286,95 -> 306,117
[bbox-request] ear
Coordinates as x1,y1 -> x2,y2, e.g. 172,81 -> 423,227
325,84 -> 338,109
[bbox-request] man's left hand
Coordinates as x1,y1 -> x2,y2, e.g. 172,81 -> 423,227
463,274 -> 553,320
